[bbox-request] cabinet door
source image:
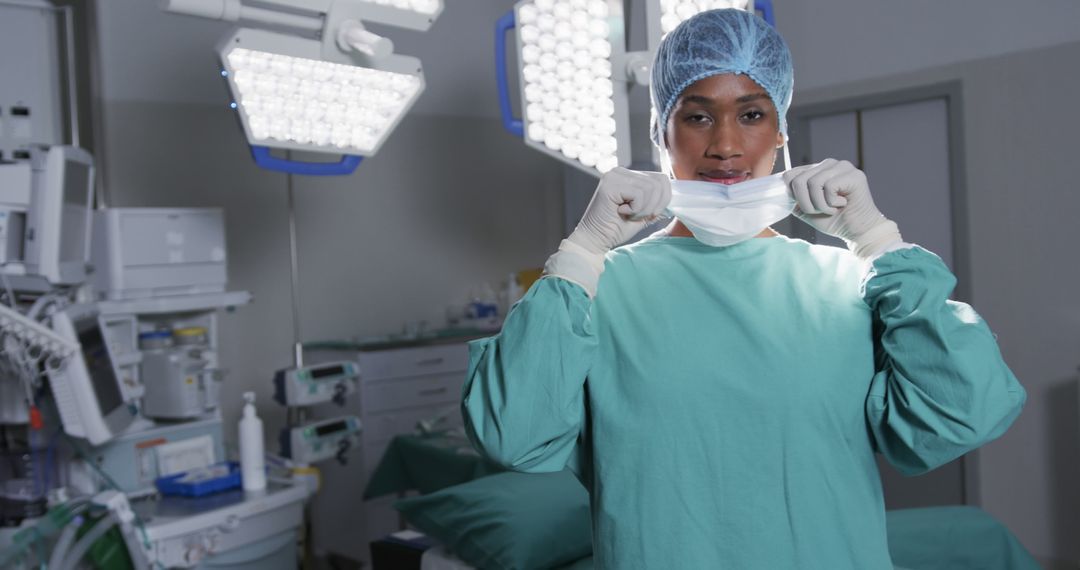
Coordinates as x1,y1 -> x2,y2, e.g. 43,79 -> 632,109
804,97 -> 967,509
358,344 -> 469,382
804,99 -> 955,268
862,99 -> 954,269
362,373 -> 465,415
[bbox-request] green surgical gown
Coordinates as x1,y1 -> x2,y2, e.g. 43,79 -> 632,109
461,235 -> 1025,569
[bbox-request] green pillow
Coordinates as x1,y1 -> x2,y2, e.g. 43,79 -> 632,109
394,470 -> 591,570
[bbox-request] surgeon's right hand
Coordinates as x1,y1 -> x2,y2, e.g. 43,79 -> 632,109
544,167 -> 671,297
568,167 -> 672,255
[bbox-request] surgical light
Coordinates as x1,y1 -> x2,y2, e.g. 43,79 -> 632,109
220,30 -> 423,156
497,0 -> 774,177
161,0 -> 443,175
646,0 -> 766,47
656,0 -> 753,34
498,0 -> 631,176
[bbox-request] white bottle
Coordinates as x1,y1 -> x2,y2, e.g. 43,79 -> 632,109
506,272 -> 522,306
238,392 -> 266,492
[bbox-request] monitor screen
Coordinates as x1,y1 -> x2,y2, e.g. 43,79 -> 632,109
59,160 -> 91,263
311,365 -> 345,379
315,420 -> 347,437
75,318 -> 123,415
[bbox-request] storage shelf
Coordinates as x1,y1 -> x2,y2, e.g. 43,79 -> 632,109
98,291 -> 252,316
112,353 -> 143,367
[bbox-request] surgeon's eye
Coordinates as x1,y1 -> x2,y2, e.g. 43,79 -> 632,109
683,112 -> 713,126
740,109 -> 766,123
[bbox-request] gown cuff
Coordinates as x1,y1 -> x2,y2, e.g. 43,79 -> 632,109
864,240 -> 917,263
543,239 -> 605,297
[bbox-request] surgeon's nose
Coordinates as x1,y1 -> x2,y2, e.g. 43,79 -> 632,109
705,120 -> 743,160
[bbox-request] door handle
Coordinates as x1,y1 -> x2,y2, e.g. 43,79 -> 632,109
418,387 -> 448,397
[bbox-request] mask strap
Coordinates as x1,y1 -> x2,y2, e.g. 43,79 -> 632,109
655,117 -> 675,179
659,148 -> 674,179
782,141 -> 792,172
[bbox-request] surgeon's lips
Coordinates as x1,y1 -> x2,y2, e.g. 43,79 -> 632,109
700,169 -> 750,185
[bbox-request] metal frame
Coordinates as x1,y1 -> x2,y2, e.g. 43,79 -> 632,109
787,80 -> 979,506
262,0 -> 443,31
59,3 -> 80,147
336,1 -> 443,31
84,0 -> 112,207
161,0 -> 442,32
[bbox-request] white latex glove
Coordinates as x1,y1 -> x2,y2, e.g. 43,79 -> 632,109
544,167 -> 671,296
783,159 -> 903,259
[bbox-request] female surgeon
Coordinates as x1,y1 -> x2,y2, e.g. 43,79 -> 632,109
462,8 -> 1025,569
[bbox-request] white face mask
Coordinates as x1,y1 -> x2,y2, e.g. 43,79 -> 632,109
664,173 -> 795,247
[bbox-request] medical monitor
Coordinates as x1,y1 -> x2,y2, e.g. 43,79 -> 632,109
24,146 -> 95,285
48,303 -> 134,445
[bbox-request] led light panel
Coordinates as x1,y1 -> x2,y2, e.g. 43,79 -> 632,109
219,28 -> 425,157
646,0 -> 752,49
514,0 -> 631,175
658,0 -> 751,34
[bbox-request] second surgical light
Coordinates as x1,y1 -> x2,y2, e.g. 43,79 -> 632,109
517,0 -> 620,173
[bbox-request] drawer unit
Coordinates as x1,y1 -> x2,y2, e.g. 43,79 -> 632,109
361,372 -> 464,415
358,344 -> 469,382
308,341 -> 472,569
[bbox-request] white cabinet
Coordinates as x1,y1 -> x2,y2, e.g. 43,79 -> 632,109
98,291 -> 250,421
307,342 -> 469,568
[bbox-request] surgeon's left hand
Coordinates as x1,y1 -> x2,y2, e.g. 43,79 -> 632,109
783,158 -> 903,259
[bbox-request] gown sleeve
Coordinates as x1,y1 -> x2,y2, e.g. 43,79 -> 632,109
461,276 -> 596,473
863,247 -> 1026,475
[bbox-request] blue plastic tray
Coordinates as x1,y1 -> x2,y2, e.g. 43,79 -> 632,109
155,461 -> 243,497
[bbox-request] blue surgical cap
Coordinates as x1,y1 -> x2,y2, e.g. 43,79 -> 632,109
650,8 -> 794,146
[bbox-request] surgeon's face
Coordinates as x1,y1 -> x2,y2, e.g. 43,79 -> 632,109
665,73 -> 785,183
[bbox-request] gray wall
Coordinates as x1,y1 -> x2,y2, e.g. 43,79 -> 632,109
792,40 -> 1080,564
775,0 -> 1080,92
